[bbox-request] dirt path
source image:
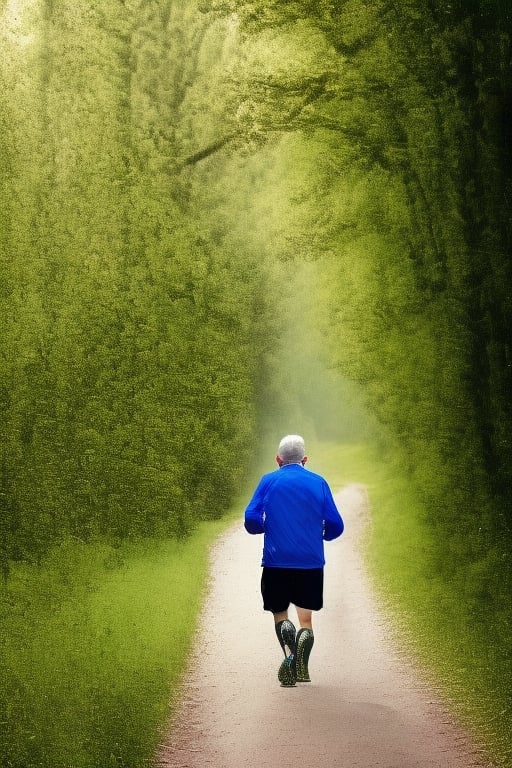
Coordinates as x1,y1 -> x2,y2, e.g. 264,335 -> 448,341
157,485 -> 491,768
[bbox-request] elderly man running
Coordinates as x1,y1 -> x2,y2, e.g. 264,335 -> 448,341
244,435 -> 344,687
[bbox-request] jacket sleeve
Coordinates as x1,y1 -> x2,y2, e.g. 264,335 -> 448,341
244,476 -> 270,534
322,482 -> 344,541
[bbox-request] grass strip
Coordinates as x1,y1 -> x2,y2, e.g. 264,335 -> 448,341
0,515 -> 232,768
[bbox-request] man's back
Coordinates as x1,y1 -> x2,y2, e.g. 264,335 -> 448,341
245,463 -> 343,568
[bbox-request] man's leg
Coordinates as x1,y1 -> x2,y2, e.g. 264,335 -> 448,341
295,607 -> 315,682
261,569 -> 296,686
274,611 -> 296,655
296,606 -> 313,629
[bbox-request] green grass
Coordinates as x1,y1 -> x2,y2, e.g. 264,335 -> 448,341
0,516 -> 232,768
311,441 -> 511,768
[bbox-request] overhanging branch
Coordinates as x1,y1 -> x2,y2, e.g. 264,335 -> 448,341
178,133 -> 238,169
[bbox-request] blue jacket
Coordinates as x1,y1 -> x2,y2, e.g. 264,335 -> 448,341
244,463 -> 344,568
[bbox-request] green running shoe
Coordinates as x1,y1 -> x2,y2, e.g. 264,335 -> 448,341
278,654 -> 296,687
295,628 -> 314,682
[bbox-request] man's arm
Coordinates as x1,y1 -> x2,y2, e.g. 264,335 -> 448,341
322,482 -> 344,540
244,477 -> 270,534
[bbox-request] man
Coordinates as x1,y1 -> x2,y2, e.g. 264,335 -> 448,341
244,434 -> 344,687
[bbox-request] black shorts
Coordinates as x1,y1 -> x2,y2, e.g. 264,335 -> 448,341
261,567 -> 324,613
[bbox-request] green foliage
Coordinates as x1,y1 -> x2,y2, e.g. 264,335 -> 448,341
0,520 -> 228,768
0,0 -> 273,565
211,0 -> 512,616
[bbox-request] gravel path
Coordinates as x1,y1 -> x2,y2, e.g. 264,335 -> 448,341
157,485 -> 491,768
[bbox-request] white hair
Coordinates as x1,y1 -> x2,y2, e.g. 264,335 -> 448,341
277,434 -> 306,464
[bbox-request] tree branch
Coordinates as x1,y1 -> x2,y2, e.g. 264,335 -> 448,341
178,133 -> 237,169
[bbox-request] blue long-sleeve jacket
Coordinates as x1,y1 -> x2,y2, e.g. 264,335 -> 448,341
244,463 -> 344,568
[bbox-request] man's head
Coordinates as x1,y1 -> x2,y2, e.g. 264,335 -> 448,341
276,434 -> 307,467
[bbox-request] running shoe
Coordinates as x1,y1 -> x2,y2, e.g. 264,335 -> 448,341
295,628 -> 314,683
278,654 -> 296,687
